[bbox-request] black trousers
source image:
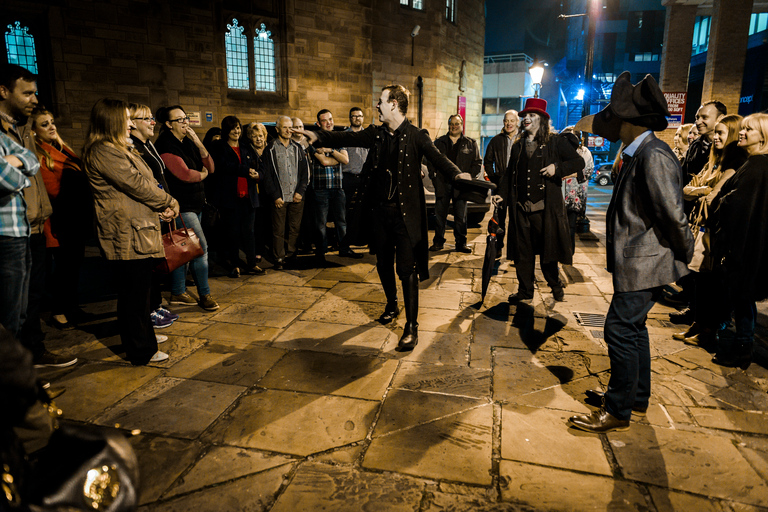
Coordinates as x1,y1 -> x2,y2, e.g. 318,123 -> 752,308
18,233 -> 46,358
514,209 -> 561,298
221,199 -> 257,269
112,258 -> 159,365
372,204 -> 416,302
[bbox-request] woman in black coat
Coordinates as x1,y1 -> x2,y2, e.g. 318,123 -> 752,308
711,113 -> 768,369
210,116 -> 264,277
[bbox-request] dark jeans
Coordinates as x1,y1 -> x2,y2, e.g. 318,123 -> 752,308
113,258 -> 159,365
271,200 -> 304,261
514,209 -> 561,298
342,172 -> 363,247
604,288 -> 659,421
313,188 -> 347,255
18,233 -> 46,357
693,271 -> 729,330
221,198 -> 257,269
373,204 -> 417,302
48,238 -> 85,316
433,183 -> 468,246
0,235 -> 31,337
733,299 -> 756,346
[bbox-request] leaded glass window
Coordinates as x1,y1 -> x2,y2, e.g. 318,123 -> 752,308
253,23 -> 276,92
5,21 -> 38,74
225,19 -> 249,90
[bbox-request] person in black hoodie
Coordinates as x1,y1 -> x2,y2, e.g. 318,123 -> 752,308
209,116 -> 264,277
154,105 -> 219,312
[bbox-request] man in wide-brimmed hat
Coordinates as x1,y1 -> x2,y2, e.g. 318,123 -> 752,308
568,71 -> 694,434
495,97 -> 584,303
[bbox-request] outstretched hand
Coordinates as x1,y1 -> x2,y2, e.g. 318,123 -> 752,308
491,195 -> 503,206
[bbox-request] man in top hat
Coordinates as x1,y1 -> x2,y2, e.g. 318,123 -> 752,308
496,97 -> 584,303
568,71 -> 694,433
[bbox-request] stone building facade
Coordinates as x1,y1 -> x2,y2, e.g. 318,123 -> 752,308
3,0 -> 485,148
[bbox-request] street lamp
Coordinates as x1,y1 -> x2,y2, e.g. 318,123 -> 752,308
530,61 -> 544,98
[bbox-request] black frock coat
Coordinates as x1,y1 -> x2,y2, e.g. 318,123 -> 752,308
315,119 -> 461,281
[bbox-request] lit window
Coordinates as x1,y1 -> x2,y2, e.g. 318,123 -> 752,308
5,21 -> 38,74
253,23 -> 276,92
446,0 -> 456,22
225,19 -> 249,90
401,0 -> 424,10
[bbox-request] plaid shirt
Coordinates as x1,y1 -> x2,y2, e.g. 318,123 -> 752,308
309,146 -> 343,189
0,131 -> 39,237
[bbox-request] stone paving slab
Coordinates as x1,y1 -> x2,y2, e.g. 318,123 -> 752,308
258,350 -> 398,400
272,320 -> 395,355
53,362 -> 161,422
381,330 -> 471,366
608,424 -> 768,506
647,486 -> 722,512
688,407 -> 768,434
204,389 -> 377,456
327,281 -> 392,303
166,344 -> 286,386
165,446 -> 295,497
142,466 -> 289,512
130,435 -> 204,505
270,462 -> 424,512
493,348 -> 566,401
502,404 -> 612,476
195,323 -> 281,346
499,460 -> 647,511
365,403 -> 493,485
507,376 -> 601,414
300,295 -> 384,325
96,377 -> 244,438
210,303 -> 303,328
391,361 -> 491,398
394,306 -> 476,333
224,282 -> 326,308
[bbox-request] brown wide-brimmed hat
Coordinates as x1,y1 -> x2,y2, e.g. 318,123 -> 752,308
575,71 -> 669,142
454,178 -> 497,204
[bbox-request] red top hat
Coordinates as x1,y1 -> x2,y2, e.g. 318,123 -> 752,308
519,97 -> 549,119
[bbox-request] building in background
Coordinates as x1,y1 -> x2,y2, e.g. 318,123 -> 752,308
2,0 -> 485,148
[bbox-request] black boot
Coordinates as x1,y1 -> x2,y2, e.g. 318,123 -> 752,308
713,342 -> 753,370
377,263 -> 399,324
397,272 -> 419,351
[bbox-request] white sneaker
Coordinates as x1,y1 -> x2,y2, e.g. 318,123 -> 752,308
156,335 -> 168,344
150,351 -> 169,362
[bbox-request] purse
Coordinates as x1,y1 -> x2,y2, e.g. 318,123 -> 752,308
155,216 -> 204,274
688,199 -> 712,272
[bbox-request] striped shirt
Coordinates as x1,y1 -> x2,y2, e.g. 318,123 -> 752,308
0,131 -> 39,237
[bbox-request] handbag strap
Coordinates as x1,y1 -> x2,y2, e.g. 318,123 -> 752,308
164,216 -> 192,246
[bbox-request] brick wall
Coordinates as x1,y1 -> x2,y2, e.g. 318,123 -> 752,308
6,0 -> 484,148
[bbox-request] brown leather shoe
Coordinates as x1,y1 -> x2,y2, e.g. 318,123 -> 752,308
568,408 -> 630,433
584,389 -> 648,416
673,322 -> 700,341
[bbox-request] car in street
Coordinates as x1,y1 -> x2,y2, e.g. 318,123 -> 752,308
594,163 -> 613,186
422,164 -> 491,226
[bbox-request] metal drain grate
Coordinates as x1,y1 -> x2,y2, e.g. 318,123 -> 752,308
574,312 -> 607,327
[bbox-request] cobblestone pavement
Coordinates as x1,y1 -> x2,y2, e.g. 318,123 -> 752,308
39,185 -> 768,511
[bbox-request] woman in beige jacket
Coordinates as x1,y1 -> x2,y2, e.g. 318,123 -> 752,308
83,99 -> 179,365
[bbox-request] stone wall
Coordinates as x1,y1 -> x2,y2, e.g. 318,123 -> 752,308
5,0 -> 484,148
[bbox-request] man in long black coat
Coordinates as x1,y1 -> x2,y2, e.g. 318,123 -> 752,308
496,98 -> 584,303
297,84 -> 470,350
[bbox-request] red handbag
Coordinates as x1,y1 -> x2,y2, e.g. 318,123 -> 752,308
155,217 -> 204,274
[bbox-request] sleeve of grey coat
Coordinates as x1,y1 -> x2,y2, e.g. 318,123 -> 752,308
640,147 -> 695,263
90,145 -> 174,212
418,130 -> 461,182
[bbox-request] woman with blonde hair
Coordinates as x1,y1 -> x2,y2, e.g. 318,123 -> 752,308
30,108 -> 92,330
673,123 -> 694,162
83,98 -> 179,365
674,114 -> 746,347
710,113 -> 768,369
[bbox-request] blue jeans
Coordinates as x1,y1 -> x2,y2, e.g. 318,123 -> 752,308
733,300 -> 756,346
171,212 -> 210,296
0,235 -> 31,337
313,188 -> 347,255
604,288 -> 659,421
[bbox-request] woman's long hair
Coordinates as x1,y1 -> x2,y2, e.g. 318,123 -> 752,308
83,98 -> 131,162
708,114 -> 743,173
516,112 -> 551,147
30,108 -> 74,169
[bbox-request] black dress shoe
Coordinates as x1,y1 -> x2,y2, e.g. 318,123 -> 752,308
273,259 -> 284,270
229,267 -> 241,278
454,244 -> 472,254
396,322 -> 418,351
584,389 -> 648,416
378,302 -> 399,324
669,307 -> 694,325
713,343 -> 753,370
568,408 -> 630,433
429,243 -> 444,252
553,288 -> 565,302
508,293 -> 533,303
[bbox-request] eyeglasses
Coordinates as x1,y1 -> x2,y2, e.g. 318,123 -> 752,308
133,117 -> 155,122
170,117 -> 190,123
